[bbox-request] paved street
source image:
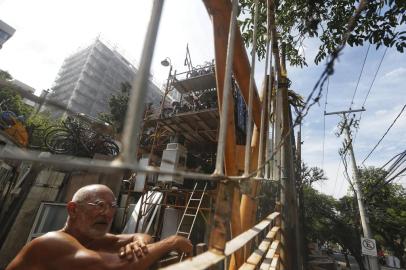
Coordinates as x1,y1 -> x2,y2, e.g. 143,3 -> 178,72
332,253 -> 360,270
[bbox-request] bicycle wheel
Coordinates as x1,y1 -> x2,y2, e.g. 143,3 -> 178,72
44,128 -> 76,154
95,140 -> 120,157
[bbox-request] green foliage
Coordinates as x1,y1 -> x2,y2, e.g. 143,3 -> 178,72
303,185 -> 365,268
358,167 -> 406,267
303,166 -> 406,268
299,162 -> 327,188
0,70 -> 12,81
0,72 -> 54,146
238,0 -> 406,66
99,82 -> 131,134
0,82 -> 32,117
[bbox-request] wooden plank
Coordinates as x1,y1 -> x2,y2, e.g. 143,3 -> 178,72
161,213 -> 279,270
160,249 -> 224,270
269,254 -> 280,270
245,230 -> 275,265
260,240 -> 281,270
192,115 -> 217,141
225,212 -> 279,256
239,227 -> 280,270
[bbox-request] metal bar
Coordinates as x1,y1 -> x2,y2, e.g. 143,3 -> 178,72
324,108 -> 365,115
0,145 -> 280,182
258,1 -> 273,178
213,0 -> 238,176
142,202 -> 212,211
244,0 -> 259,176
265,0 -> 274,179
121,0 -> 165,164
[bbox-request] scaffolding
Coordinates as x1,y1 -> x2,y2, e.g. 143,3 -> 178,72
0,0 -> 304,269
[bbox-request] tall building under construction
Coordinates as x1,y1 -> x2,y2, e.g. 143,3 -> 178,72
48,38 -> 162,118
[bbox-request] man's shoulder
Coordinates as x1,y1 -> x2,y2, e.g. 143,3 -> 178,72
7,231 -> 80,270
29,231 -> 81,254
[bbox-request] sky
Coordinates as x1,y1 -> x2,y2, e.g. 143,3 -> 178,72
0,0 -> 405,198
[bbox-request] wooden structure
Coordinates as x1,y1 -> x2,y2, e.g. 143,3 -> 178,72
0,0 -> 301,269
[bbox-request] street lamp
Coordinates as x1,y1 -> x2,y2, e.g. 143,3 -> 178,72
160,57 -> 171,67
159,57 -> 173,117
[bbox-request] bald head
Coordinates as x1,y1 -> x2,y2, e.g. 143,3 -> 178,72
72,184 -> 115,203
65,184 -> 117,239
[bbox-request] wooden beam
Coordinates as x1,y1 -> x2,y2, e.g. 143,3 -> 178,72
240,77 -> 268,260
204,1 -> 243,268
203,0 -> 262,128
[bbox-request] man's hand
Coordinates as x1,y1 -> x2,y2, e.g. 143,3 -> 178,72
170,236 -> 193,257
119,239 -> 148,261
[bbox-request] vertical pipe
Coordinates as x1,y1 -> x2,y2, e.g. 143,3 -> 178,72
258,0 -> 274,178
121,0 -> 164,164
243,0 -> 259,176
213,0 -> 239,176
266,0 -> 274,178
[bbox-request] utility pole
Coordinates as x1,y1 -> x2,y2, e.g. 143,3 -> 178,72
326,108 -> 380,270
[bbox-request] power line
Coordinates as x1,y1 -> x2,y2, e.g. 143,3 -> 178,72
349,44 -> 370,109
332,153 -> 344,198
379,150 -> 406,170
353,47 -> 388,143
386,151 -> 406,180
361,104 -> 406,164
322,77 -> 330,171
361,47 -> 388,108
366,150 -> 406,199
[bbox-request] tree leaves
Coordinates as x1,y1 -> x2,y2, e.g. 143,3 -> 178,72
238,0 -> 406,66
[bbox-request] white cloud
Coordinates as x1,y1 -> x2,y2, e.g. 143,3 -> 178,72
382,67 -> 406,80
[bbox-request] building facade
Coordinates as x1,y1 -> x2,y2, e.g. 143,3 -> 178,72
10,79 -> 36,107
49,39 -> 162,118
0,20 -> 15,49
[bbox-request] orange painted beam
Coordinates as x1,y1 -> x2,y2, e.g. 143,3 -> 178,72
203,0 -> 262,128
205,1 -> 243,269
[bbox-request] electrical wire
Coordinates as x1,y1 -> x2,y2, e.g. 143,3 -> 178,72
361,47 -> 388,109
361,104 -> 406,165
366,150 -> 406,199
379,150 -> 406,170
353,47 -> 388,143
332,154 -> 343,198
322,77 -> 330,171
385,151 -> 406,180
349,44 -> 370,109
341,152 -> 357,193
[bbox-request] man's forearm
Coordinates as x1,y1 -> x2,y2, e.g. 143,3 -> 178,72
100,236 -> 179,270
95,233 -> 153,253
128,236 -> 178,270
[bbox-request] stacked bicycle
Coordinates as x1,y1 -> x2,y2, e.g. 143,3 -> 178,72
45,115 -> 119,158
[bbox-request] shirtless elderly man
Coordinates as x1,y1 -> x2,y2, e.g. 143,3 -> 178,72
7,184 -> 192,270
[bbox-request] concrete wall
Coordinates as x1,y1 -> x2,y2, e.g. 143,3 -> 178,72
0,169 -> 65,269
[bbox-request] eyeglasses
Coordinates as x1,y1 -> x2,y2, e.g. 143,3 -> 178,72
85,201 -> 118,212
